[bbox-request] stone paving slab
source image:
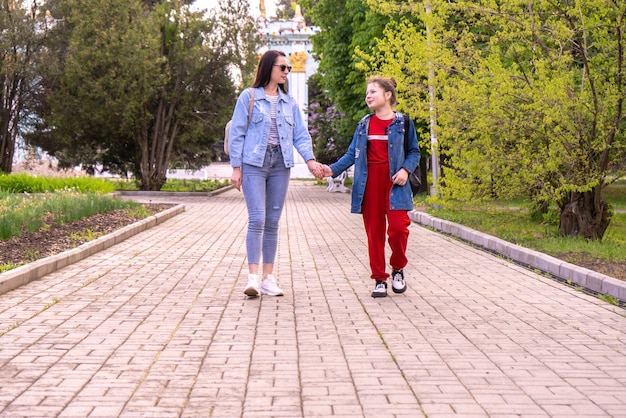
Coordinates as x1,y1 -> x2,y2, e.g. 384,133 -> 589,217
0,181 -> 625,417
0,204 -> 185,296
410,212 -> 626,304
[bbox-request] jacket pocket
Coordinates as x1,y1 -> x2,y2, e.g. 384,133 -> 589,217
251,114 -> 264,124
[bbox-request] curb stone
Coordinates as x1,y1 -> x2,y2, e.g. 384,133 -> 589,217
409,210 -> 626,306
0,204 -> 185,296
114,184 -> 234,198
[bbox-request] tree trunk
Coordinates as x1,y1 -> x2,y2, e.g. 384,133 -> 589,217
0,112 -> 15,173
1,76 -> 22,174
559,189 -> 612,240
137,97 -> 179,191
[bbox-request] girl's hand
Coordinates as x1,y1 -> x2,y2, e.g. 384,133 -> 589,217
392,168 -> 409,186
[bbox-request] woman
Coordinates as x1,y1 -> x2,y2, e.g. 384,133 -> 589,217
228,50 -> 322,297
322,76 -> 420,298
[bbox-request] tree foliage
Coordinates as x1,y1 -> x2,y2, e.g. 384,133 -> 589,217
25,0 -> 258,190
307,73 -> 345,165
272,0 -> 295,20
350,0 -> 626,240
299,0 -> 390,153
0,0 -> 43,173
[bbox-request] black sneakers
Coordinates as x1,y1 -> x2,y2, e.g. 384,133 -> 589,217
371,280 -> 388,298
391,269 -> 407,293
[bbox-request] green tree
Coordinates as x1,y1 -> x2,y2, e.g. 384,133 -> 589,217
299,0 -> 389,152
26,0 -> 257,190
0,0 -> 41,173
307,73 -> 345,165
364,0 -> 626,240
448,1 -> 625,239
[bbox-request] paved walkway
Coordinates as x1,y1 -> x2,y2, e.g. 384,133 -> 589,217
0,181 -> 625,418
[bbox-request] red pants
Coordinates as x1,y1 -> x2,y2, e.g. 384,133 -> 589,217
362,163 -> 410,281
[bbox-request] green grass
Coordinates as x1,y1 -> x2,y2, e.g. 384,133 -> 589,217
1,172 -> 231,194
416,187 -> 626,265
0,173 -> 230,244
0,173 -> 115,193
0,190 -> 141,241
109,178 -> 229,192
604,183 -> 626,210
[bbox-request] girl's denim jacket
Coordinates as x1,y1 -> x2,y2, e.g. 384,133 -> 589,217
329,112 -> 421,214
228,87 -> 315,168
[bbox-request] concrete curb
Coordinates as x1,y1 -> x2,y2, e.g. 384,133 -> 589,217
0,204 -> 185,296
115,185 -> 234,198
409,210 -> 626,304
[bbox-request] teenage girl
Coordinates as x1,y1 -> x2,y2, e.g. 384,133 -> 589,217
322,76 -> 420,297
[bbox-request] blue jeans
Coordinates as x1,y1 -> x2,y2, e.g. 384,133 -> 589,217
242,145 -> 290,265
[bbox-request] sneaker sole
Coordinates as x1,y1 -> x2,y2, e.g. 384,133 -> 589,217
392,285 -> 407,294
244,287 -> 259,297
259,289 -> 284,296
371,292 -> 387,298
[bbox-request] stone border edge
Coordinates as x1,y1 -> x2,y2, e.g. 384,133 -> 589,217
409,210 -> 626,306
0,204 -> 185,296
115,185 -> 233,197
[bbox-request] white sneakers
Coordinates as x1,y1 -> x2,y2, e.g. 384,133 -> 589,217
371,280 -> 388,298
244,274 -> 260,297
259,275 -> 284,296
243,274 -> 284,297
391,269 -> 407,293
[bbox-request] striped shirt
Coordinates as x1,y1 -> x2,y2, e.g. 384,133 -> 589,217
267,95 -> 280,146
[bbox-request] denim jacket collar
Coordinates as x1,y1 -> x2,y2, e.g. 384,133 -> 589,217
254,86 -> 290,104
358,111 -> 403,127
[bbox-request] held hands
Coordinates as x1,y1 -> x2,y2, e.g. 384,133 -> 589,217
307,160 -> 327,179
308,161 -> 333,180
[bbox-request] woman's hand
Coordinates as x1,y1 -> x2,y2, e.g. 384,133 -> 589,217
306,160 -> 325,179
231,167 -> 242,191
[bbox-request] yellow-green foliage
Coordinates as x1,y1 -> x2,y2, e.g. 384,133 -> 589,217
0,173 -> 115,193
357,0 -> 625,235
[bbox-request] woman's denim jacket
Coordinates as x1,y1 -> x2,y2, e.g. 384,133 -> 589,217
329,112 -> 421,214
228,87 -> 315,168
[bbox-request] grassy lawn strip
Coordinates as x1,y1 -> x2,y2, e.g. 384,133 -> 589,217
0,190 -> 142,241
110,178 -> 229,192
419,183 -> 626,265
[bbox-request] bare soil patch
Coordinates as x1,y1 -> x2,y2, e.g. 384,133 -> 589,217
0,204 -> 173,268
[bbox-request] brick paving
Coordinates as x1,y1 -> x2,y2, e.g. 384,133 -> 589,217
0,180 -> 625,418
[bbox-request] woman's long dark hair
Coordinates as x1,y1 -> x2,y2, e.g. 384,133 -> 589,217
252,50 -> 289,93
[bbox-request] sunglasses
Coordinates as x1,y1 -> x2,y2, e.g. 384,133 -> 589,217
274,64 -> 292,73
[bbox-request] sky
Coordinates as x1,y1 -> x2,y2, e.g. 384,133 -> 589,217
191,0 -> 277,18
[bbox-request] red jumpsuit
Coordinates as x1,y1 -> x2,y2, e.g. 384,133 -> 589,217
362,116 -> 411,281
